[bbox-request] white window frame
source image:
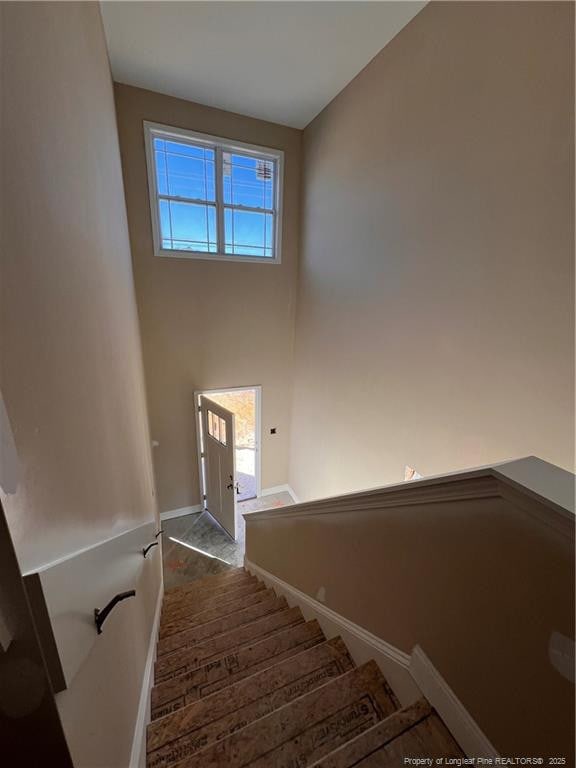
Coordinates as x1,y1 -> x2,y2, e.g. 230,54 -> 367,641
144,121 -> 284,264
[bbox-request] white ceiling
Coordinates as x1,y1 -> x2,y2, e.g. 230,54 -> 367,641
101,1 -> 425,129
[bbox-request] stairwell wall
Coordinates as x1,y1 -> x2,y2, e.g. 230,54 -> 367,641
114,85 -> 301,516
289,0 -> 575,501
245,465 -> 575,758
1,3 -> 161,766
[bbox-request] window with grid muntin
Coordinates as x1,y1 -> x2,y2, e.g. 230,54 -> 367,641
145,123 -> 282,262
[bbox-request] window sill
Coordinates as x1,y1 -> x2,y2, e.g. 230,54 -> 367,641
155,249 -> 281,265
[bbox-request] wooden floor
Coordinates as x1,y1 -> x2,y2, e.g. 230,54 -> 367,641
147,567 -> 463,767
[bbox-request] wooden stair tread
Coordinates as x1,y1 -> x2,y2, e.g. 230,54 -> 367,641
160,581 -> 265,627
158,594 -> 287,654
155,606 -> 305,683
161,576 -> 260,619
322,711 -> 464,766
150,620 -> 325,720
146,637 -> 355,768
307,698 -> 434,767
163,572 -> 250,610
152,573 -> 465,764
159,587 -> 275,639
164,567 -> 246,600
163,571 -> 254,602
169,660 -> 397,768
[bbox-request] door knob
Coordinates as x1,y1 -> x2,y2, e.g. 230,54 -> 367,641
227,475 -> 240,494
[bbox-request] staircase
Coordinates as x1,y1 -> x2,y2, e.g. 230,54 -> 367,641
147,567 -> 463,767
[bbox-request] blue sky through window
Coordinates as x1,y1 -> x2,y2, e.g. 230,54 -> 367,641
153,136 -> 276,258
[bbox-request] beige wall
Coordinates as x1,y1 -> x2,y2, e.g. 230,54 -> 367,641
1,2 -> 158,571
1,4 -> 161,766
114,85 -> 301,514
289,1 -> 574,501
246,469 -> 575,758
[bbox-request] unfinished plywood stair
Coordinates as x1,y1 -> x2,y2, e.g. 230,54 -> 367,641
147,568 -> 463,768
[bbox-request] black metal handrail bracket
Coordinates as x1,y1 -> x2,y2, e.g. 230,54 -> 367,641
94,590 -> 136,634
142,541 -> 159,558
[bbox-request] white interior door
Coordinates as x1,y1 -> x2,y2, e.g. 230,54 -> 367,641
200,396 -> 236,539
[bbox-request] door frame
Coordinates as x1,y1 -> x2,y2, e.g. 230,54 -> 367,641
194,385 -> 262,510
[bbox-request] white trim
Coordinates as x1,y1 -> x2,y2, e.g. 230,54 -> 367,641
22,519 -> 157,577
160,505 -> 202,521
144,121 -> 284,265
260,484 -> 288,497
410,645 -> 499,759
492,456 -> 574,517
215,144 -> 225,256
129,583 -> 163,768
244,458 -> 574,535
152,251 -> 280,266
244,558 -> 421,707
195,392 -> 206,515
287,485 -> 300,503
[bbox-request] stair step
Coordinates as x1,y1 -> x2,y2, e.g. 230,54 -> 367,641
155,606 -> 304,683
163,572 -> 249,607
172,660 -> 397,768
161,576 -> 259,619
159,587 -> 275,641
146,637 -> 355,768
158,594 -> 287,654
153,573 -> 462,765
307,698 -> 433,767
150,619 -> 325,720
164,567 -> 246,601
160,581 -> 266,627
163,571 -> 254,608
312,708 -> 464,766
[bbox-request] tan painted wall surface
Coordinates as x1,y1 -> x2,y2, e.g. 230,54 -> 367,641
1,4 -> 161,766
245,474 -> 575,758
1,2 -> 158,571
114,84 -> 301,514
290,1 -> 575,501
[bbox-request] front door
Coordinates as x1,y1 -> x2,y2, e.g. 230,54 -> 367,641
200,396 -> 236,539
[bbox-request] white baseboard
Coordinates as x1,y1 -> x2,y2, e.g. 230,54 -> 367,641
163,490 -> 298,519
244,559 -> 420,706
129,583 -> 163,768
409,646 -> 499,759
287,485 -> 300,503
160,504 -> 202,521
260,485 -> 299,503
260,484 -> 290,497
